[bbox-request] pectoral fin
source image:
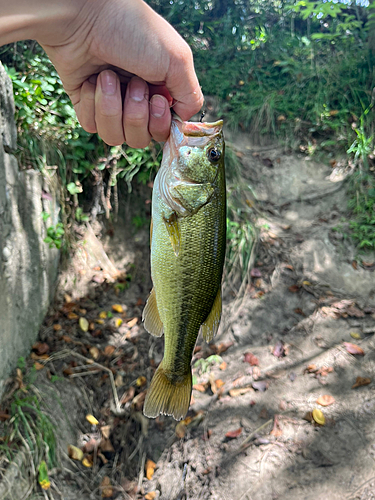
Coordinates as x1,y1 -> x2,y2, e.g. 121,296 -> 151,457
201,288 -> 222,343
163,212 -> 180,256
142,288 -> 164,337
170,182 -> 214,213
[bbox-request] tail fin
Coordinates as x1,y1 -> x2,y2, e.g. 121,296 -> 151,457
143,363 -> 192,421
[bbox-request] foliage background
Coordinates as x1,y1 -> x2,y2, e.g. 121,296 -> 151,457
1,0 -> 375,254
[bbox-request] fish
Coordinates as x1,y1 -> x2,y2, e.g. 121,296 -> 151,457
142,116 -> 226,421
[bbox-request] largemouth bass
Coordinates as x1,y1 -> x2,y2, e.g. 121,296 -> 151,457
142,116 -> 226,421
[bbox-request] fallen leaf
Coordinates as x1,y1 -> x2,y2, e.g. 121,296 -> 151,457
316,395 -> 335,407
67,312 -> 79,320
288,285 -> 300,293
132,391 -> 146,411
99,311 -> 107,319
302,281 -> 312,286
229,387 -> 253,397
175,421 -> 187,439
215,341 -> 234,355
120,386 -> 135,404
244,352 -> 259,366
34,362 -> 44,371
272,341 -> 285,358
304,364 -> 317,373
193,383 -> 208,393
68,445 -> 84,461
259,407 -> 269,419
115,374 -> 124,387
114,318 -> 123,328
250,268 -> 262,278
215,379 -> 225,390
53,324 -> 62,331
344,342 -> 365,356
112,304 -> 124,313
145,493 -> 157,500
104,345 -> 115,357
252,381 -> 268,392
82,456 -> 93,468
79,317 -> 89,332
225,428 -> 242,439
64,293 -> 72,303
352,260 -> 358,270
32,342 -> 49,355
303,411 -> 313,422
352,376 -> 371,389
136,376 -> 147,387
86,414 -> 99,426
100,476 -> 113,498
146,459 -> 156,480
0,411 -> 10,421
100,438 -> 115,453
312,408 -> 325,425
127,317 -> 138,328
294,308 -> 306,316
270,417 -> 283,437
31,352 -> 49,360
350,332 -> 362,340
89,347 -> 100,360
219,361 -> 227,371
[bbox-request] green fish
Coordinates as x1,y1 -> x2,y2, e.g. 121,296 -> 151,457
142,116 -> 226,421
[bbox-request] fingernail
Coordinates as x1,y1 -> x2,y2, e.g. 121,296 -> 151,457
129,78 -> 146,102
100,71 -> 117,96
151,95 -> 167,118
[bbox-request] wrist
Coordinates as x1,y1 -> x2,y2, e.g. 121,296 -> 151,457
0,0 -> 89,47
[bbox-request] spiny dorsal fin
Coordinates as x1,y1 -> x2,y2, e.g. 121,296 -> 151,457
143,362 -> 192,421
201,288 -> 222,343
142,288 -> 164,337
163,212 -> 180,256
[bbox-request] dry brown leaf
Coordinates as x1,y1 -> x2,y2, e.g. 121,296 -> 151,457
270,417 -> 283,437
219,361 -> 227,370
146,459 -> 156,480
31,352 -> 49,360
0,411 -> 10,422
34,362 -> 44,371
243,352 -> 259,366
215,341 -> 234,355
132,391 -> 146,411
120,386 -> 136,405
229,387 -> 253,397
32,342 -> 50,355
193,383 -> 208,393
316,395 -> 335,406
225,428 -> 242,439
175,421 -> 186,439
288,285 -> 300,293
101,425 -> 111,440
89,347 -> 100,360
104,345 -> 116,357
62,335 -> 73,343
127,317 -> 138,328
100,438 -> 115,453
100,476 -> 113,498
352,376 -> 371,389
53,324 -> 62,331
344,342 -> 365,356
145,492 -> 157,500
67,312 -> 79,320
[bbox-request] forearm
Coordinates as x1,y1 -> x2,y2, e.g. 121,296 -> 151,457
0,0 -> 85,46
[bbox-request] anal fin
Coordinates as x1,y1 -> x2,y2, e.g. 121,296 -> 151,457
142,288 -> 164,337
201,288 -> 222,343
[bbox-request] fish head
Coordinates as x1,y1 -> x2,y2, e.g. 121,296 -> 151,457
158,117 -> 225,215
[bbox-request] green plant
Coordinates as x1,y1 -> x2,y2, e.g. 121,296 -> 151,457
44,223 -> 64,249
193,355 -> 223,376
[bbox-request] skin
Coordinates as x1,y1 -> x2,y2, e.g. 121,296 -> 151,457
0,0 -> 204,147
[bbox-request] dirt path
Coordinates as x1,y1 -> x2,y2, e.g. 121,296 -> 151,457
1,128 -> 375,500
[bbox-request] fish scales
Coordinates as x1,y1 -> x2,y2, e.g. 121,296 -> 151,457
143,117 -> 226,421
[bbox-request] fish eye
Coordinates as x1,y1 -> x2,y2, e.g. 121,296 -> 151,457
207,147 -> 221,162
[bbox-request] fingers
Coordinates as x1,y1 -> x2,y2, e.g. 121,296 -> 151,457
78,72 -> 172,146
95,70 -> 125,146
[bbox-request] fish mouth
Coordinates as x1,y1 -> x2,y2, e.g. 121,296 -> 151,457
170,116 -> 223,149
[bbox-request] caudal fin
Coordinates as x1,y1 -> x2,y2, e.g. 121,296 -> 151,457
143,363 -> 192,421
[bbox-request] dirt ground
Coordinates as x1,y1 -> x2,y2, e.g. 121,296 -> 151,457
1,125 -> 375,500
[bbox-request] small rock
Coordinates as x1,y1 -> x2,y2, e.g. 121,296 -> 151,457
2,247 -> 11,261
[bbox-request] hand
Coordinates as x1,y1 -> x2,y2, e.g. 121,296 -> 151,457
40,0 -> 203,147
0,0 -> 204,147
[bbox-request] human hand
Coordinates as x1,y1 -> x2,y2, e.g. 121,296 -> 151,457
0,0 -> 203,147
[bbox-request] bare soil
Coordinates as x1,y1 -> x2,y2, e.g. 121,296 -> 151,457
1,127 -> 375,500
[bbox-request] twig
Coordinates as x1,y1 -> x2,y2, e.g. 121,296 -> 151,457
138,452 -> 146,492
69,351 -> 121,412
347,476 -> 375,499
68,370 -> 102,378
